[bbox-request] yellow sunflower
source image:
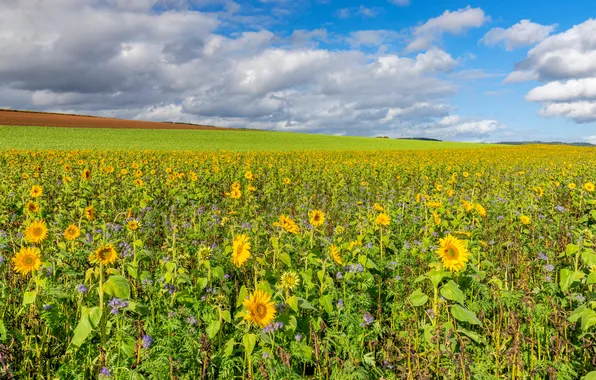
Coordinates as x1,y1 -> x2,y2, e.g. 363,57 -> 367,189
84,206 -> 95,221
330,244 -> 343,265
30,185 -> 43,198
373,203 -> 384,212
64,224 -> 81,241
585,182 -> 595,193
231,234 -> 251,268
243,290 -> 276,328
309,209 -> 326,227
436,235 -> 469,272
568,183 -> 576,190
127,220 -> 140,231
475,204 -> 487,218
24,220 -> 48,244
26,201 -> 40,213
375,213 -> 390,226
82,168 -> 91,181
279,271 -> 300,291
89,245 -> 118,265
520,215 -> 531,225
274,215 -> 300,234
12,247 -> 42,275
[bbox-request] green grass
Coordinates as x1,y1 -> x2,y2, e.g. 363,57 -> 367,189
0,125 -> 492,151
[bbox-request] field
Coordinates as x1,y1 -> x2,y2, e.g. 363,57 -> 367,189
1,144 -> 596,379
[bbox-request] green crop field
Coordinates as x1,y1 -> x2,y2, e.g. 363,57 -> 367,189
0,125 -> 490,151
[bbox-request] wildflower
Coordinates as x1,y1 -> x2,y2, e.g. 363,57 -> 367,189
142,334 -> 153,349
279,271 -> 300,291
77,284 -> 88,293
585,182 -> 595,192
375,213 -> 390,226
243,290 -> 276,328
24,220 -> 48,244
100,367 -> 111,378
64,224 -> 81,241
330,245 -> 342,265
89,245 -> 118,265
12,247 -> 42,275
231,234 -> 251,268
436,235 -> 469,272
30,185 -> 43,198
309,209 -> 326,227
274,215 -> 300,234
520,215 -> 531,225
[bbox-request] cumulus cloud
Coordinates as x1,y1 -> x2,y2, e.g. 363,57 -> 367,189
407,7 -> 489,52
0,0 -> 504,140
507,19 -> 596,123
480,20 -> 556,50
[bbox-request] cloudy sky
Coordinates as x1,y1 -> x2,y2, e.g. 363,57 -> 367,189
1,0 -> 595,142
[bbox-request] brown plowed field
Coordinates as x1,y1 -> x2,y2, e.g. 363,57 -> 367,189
0,109 -> 232,130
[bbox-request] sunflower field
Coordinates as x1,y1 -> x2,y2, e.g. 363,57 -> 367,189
1,146 -> 596,379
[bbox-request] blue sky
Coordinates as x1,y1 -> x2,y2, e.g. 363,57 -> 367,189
1,0 -> 595,142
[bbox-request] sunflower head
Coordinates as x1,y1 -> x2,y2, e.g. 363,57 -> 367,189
585,182 -> 595,193
231,234 -> 251,268
84,206 -> 96,220
475,204 -> 487,217
330,244 -> 343,265
569,183 -> 577,190
373,203 -> 384,212
243,290 -> 276,328
89,245 -> 118,265
274,215 -> 300,234
64,224 -> 81,241
26,201 -> 40,213
279,271 -> 300,291
375,213 -> 390,227
82,169 -> 91,181
24,220 -> 48,244
520,215 -> 531,225
127,220 -> 140,231
12,247 -> 42,275
309,209 -> 326,227
436,235 -> 469,272
30,185 -> 43,198
230,189 -> 242,199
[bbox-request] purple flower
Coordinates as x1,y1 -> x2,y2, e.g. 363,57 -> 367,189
108,298 -> 128,314
100,367 -> 111,377
426,309 -> 435,319
142,334 -> 153,349
295,334 -> 303,341
77,284 -> 88,293
224,273 -> 231,280
186,316 -> 197,325
537,252 -> 548,261
43,304 -> 52,310
363,313 -> 374,325
395,275 -> 402,281
544,264 -> 554,272
335,271 -> 343,280
262,352 -> 270,359
337,299 -> 344,308
164,283 -> 176,295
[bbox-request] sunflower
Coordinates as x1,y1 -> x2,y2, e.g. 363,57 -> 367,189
84,206 -> 95,220
274,215 -> 300,234
279,271 -> 300,291
26,201 -> 40,213
568,183 -> 576,190
127,220 -> 140,231
89,245 -> 118,265
330,244 -> 343,265
585,182 -> 595,193
229,189 -> 242,199
283,177 -> 291,185
64,224 -> 81,241
24,220 -> 48,244
309,209 -> 326,227
231,234 -> 251,268
520,215 -> 531,225
433,211 -> 441,225
475,204 -> 487,218
436,235 -> 469,272
373,203 -> 384,212
243,290 -> 276,328
82,168 -> 91,181
461,200 -> 474,212
375,213 -> 390,226
30,185 -> 43,198
12,247 -> 42,275
244,171 -> 254,180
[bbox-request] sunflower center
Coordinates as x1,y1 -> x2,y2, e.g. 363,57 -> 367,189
445,245 -> 459,260
24,256 -> 34,266
255,304 -> 267,318
236,244 -> 244,257
32,227 -> 43,237
98,248 -> 110,260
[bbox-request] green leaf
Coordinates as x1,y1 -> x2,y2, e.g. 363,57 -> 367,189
89,307 -> 102,328
569,305 -> 587,323
224,338 -> 236,357
581,308 -> 596,331
206,320 -> 221,339
236,285 -> 247,308
566,244 -> 580,256
582,249 -> 596,266
408,288 -> 429,307
196,277 -> 209,291
587,272 -> 596,284
427,268 -> 450,288
319,295 -> 333,314
559,269 -> 584,293
582,371 -> 596,380
298,297 -> 316,310
287,295 -> 299,312
457,328 -> 485,343
23,291 -> 37,306
103,275 -> 131,299
71,308 -> 93,347
121,337 -> 136,358
242,333 -> 257,356
212,266 -> 225,282
451,305 -> 482,325
440,281 -> 465,305
0,319 -> 6,342
279,253 -> 292,267
221,310 -> 231,323
362,352 -> 376,367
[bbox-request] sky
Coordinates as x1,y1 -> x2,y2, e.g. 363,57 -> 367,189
1,0 -> 595,142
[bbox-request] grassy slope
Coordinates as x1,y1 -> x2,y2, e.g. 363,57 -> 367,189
0,125 -> 491,151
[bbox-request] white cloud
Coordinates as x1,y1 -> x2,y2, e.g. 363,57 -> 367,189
507,19 -> 596,124
481,20 -> 556,50
585,135 -> 596,144
0,0 -> 506,140
407,6 -> 489,52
